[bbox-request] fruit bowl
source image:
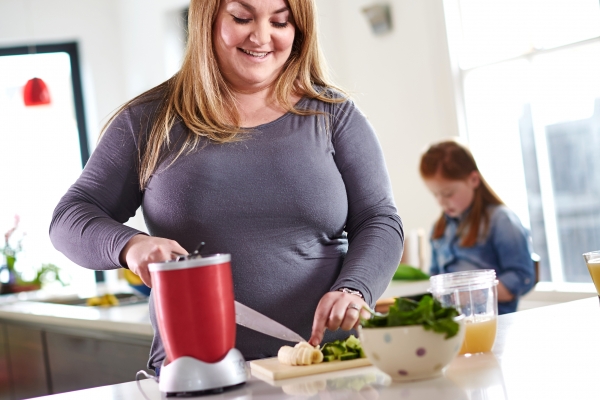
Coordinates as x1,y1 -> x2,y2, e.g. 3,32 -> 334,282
358,316 -> 465,382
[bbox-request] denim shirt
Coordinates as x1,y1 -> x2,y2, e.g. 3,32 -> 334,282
430,205 -> 535,314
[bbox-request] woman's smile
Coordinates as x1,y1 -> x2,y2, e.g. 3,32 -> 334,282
238,48 -> 272,59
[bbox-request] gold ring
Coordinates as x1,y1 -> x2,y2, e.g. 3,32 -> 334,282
348,303 -> 361,312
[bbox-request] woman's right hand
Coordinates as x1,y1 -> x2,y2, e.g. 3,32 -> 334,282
119,234 -> 188,288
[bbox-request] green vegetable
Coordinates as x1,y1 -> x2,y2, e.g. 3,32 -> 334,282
345,334 -> 361,351
392,264 -> 430,281
360,294 -> 460,339
321,335 -> 366,362
340,352 -> 358,361
358,348 -> 366,358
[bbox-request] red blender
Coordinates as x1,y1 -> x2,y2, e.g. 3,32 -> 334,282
149,253 -> 247,395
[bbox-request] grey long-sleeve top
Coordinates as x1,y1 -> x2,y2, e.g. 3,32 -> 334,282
50,91 -> 404,368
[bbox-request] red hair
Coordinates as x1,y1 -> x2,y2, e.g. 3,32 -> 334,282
419,140 -> 503,247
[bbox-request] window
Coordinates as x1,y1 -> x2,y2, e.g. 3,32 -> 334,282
0,42 -> 96,290
445,0 -> 600,284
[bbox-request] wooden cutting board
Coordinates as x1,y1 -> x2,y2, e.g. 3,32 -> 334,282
249,357 -> 372,380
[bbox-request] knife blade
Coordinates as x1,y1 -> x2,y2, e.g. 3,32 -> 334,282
235,301 -> 306,343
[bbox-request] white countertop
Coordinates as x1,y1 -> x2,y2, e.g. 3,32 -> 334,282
379,280 -> 430,299
0,282 -> 153,337
0,280 -> 428,337
26,295 -> 600,399
0,301 -> 153,336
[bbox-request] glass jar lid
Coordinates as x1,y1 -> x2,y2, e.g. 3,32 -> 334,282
429,269 -> 497,293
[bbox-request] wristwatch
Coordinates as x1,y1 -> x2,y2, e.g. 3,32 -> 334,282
337,287 -> 364,299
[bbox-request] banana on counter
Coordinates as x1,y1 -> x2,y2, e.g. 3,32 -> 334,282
86,294 -> 120,307
278,342 -> 324,366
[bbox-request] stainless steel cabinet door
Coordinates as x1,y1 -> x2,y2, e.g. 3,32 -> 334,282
5,325 -> 50,399
46,331 -> 151,394
0,324 -> 12,400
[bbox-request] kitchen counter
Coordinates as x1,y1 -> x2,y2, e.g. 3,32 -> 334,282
379,280 -> 430,299
0,280 -> 428,338
0,301 -> 152,337
0,283 -> 155,398
0,279 -> 428,398
26,295 -> 600,400
0,283 -> 153,337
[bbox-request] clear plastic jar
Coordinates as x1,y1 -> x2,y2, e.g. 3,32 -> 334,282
429,269 -> 498,355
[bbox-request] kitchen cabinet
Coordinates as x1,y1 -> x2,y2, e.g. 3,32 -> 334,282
46,330 -> 151,393
5,324 -> 50,399
0,320 -> 152,398
0,324 -> 11,400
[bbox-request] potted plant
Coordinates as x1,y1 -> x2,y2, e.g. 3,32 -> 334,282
2,215 -> 24,291
2,215 -> 67,294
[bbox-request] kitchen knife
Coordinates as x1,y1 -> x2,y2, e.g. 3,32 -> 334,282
235,300 -> 306,343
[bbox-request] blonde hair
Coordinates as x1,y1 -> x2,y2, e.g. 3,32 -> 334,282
419,140 -> 504,247
101,0 -> 344,189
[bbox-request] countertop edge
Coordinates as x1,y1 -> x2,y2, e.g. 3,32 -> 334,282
0,306 -> 154,337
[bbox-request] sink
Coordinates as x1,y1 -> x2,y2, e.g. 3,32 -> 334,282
37,292 -> 148,307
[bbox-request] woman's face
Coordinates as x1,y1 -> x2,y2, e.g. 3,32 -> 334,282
213,0 -> 296,92
424,171 -> 480,218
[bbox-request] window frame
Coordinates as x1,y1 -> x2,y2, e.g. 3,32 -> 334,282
0,41 -> 90,168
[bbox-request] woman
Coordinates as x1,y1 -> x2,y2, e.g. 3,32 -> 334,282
420,140 -> 535,314
50,0 -> 403,370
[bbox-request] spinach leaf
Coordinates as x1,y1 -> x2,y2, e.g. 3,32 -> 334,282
361,294 -> 460,339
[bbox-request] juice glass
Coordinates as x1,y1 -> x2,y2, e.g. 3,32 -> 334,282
430,270 -> 498,355
583,250 -> 600,298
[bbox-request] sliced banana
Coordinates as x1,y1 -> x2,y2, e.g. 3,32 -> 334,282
277,342 -> 323,366
312,348 -> 324,363
278,346 -> 295,365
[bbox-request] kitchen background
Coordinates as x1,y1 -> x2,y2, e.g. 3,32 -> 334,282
0,0 -> 599,305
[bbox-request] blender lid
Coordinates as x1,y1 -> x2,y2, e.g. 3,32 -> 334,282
149,253 -> 231,272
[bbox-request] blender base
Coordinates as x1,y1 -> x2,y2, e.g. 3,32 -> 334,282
159,348 -> 247,395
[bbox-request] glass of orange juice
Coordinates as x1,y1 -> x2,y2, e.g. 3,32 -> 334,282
430,270 -> 498,355
583,250 -> 600,298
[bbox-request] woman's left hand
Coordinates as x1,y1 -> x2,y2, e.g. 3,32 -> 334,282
309,291 -> 371,346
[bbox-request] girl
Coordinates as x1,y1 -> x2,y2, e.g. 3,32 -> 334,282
419,140 -> 535,314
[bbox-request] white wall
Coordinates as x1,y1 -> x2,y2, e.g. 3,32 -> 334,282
0,0 -> 460,265
316,0 -> 460,257
116,0 -> 190,101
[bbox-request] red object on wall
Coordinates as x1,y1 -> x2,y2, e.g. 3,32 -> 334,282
23,77 -> 51,106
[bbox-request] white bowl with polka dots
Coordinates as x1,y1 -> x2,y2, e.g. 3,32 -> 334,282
358,317 -> 466,382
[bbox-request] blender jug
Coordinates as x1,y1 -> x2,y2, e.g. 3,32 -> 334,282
150,253 -> 235,362
149,253 -> 246,394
